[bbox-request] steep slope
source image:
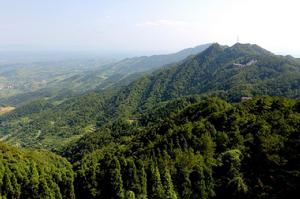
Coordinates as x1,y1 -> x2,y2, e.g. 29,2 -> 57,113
1,43 -> 299,150
108,43 -> 300,116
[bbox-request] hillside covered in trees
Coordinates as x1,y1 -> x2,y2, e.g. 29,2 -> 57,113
0,43 -> 299,151
0,96 -> 299,198
72,96 -> 300,199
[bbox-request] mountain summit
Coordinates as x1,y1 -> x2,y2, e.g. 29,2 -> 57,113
111,42 -> 299,110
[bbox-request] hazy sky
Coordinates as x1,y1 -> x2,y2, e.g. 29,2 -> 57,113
1,0 -> 300,56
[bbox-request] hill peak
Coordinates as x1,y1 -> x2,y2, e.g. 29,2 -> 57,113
208,43 -> 226,50
197,43 -> 226,58
230,42 -> 272,55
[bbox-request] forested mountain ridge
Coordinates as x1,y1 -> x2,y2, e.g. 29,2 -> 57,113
0,43 -> 299,151
106,42 -> 300,116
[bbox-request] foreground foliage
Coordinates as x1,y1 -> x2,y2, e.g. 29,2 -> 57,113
0,96 -> 299,198
0,143 -> 75,199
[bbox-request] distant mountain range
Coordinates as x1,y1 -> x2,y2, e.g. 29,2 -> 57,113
1,43 -> 299,150
0,44 -> 211,106
98,43 -> 212,74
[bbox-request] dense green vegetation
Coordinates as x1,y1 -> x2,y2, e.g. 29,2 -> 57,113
1,43 -> 299,150
72,96 -> 300,199
0,142 -> 75,198
1,96 -> 299,198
